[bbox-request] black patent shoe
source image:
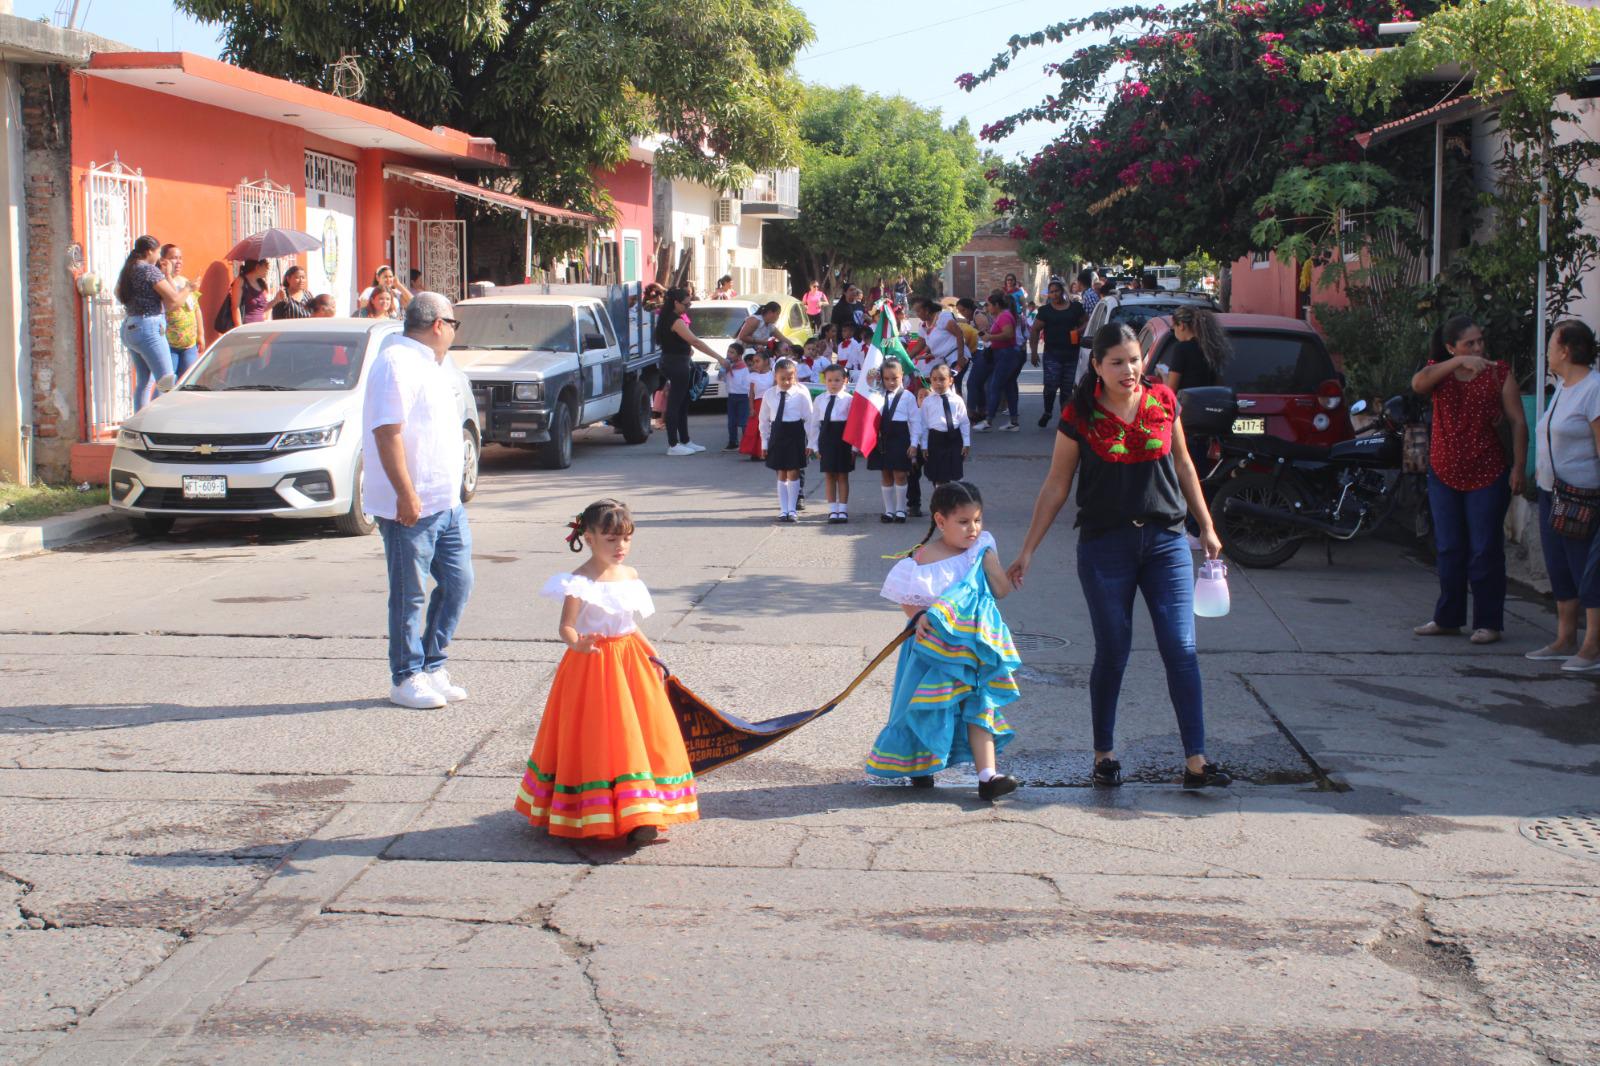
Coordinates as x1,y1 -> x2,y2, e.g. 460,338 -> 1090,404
628,826 -> 659,843
1182,762 -> 1232,790
909,775 -> 936,789
880,513 -> 895,523
1092,758 -> 1123,788
893,512 -> 908,524
977,774 -> 1018,801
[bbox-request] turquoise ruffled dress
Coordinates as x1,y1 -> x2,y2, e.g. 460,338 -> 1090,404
866,532 -> 1021,778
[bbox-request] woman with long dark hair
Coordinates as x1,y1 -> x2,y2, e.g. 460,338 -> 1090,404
1411,314 -> 1526,644
654,287 -> 730,455
114,234 -> 184,410
977,291 -> 1024,432
1008,322 -> 1231,790
222,259 -> 276,331
1165,306 -> 1231,392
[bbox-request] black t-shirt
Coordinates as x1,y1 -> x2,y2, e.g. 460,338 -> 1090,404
1167,339 -> 1217,389
1058,384 -> 1187,540
831,300 -> 865,332
1034,301 -> 1084,352
656,313 -> 694,372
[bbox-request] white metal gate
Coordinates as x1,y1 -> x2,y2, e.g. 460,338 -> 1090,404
83,155 -> 146,435
392,212 -> 465,302
229,175 -> 295,287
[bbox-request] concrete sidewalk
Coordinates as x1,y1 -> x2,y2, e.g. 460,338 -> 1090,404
0,505 -> 122,561
2,381 -> 1597,1064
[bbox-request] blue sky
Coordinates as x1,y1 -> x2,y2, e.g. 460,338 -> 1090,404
15,0 -> 1104,159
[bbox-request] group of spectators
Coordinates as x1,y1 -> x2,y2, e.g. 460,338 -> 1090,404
113,232 -> 422,410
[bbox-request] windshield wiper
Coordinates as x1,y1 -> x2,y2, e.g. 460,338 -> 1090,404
223,384 -> 296,391
181,384 -> 212,391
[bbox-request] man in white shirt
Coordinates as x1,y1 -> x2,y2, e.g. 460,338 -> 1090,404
363,292 -> 475,709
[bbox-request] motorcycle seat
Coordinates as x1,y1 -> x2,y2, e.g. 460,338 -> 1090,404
1230,434 -> 1333,462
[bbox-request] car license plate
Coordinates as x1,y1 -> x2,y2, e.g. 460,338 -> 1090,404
182,475 -> 227,499
1234,417 -> 1266,435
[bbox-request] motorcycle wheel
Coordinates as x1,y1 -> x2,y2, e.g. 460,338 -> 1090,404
1212,472 -> 1306,569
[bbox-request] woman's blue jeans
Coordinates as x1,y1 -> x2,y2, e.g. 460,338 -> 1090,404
1427,469 -> 1509,631
987,346 -> 1026,424
965,349 -> 992,419
1077,525 -> 1206,757
121,313 -> 174,411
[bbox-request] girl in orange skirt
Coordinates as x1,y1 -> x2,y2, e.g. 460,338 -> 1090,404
514,499 -> 698,843
739,349 -> 775,460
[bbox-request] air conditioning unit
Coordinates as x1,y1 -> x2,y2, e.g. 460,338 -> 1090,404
715,198 -> 742,225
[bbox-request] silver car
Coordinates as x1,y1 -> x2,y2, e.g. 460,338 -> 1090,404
108,318 -> 481,538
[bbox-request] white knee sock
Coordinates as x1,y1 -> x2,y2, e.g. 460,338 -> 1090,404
776,479 -> 788,513
782,480 -> 799,514
881,486 -> 896,514
893,484 -> 908,514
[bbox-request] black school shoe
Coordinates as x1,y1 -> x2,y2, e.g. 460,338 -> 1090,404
893,512 -> 907,523
1182,762 -> 1232,790
1092,758 -> 1123,788
978,774 -> 1018,801
880,513 -> 895,523
907,505 -> 924,518
909,775 -> 936,789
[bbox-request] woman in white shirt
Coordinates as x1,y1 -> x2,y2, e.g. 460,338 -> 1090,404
1528,320 -> 1600,672
917,363 -> 971,486
759,357 -> 814,523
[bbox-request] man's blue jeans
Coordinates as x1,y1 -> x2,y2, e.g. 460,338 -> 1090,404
121,313 -> 173,411
987,346 -> 1026,424
377,505 -> 474,686
726,392 -> 750,447
1077,525 -> 1206,757
1427,469 -> 1509,631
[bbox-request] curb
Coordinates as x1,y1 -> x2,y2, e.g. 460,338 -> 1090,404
0,505 -> 124,561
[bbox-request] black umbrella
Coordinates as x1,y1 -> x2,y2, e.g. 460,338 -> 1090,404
224,227 -> 322,261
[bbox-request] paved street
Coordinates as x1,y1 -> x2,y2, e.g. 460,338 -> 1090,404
3,371 -> 1599,1065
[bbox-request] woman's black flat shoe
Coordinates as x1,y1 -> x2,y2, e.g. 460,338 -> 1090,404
909,775 -> 936,789
1182,763 -> 1232,790
628,826 -> 659,843
977,774 -> 1018,801
1092,758 -> 1123,788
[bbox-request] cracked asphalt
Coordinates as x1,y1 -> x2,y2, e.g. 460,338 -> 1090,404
3,381 -> 1599,1064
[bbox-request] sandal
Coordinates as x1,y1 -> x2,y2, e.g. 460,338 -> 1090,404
1413,621 -> 1461,637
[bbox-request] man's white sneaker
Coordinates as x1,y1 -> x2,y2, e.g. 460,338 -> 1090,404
426,667 -> 469,702
390,673 -> 446,709
667,443 -> 696,456
684,441 -> 707,452
972,420 -> 991,432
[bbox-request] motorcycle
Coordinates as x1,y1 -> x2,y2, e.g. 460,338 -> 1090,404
1178,387 -> 1427,569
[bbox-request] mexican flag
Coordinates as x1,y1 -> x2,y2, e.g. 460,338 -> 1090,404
843,301 -> 918,458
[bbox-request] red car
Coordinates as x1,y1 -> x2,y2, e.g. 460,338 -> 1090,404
1138,314 -> 1351,447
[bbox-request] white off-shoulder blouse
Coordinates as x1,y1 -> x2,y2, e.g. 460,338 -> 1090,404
541,573 -> 656,636
879,531 -> 996,607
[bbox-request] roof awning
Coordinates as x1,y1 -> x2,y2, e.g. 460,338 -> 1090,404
1354,93 -> 1502,149
383,164 -> 605,226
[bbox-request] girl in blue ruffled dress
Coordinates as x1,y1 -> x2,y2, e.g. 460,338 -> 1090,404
867,480 -> 1022,800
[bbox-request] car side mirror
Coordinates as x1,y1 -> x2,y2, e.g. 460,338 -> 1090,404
1349,399 -> 1368,416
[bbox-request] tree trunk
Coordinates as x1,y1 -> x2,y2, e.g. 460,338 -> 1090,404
1218,263 -> 1232,312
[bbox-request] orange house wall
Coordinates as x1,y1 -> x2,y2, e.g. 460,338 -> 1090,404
1227,253 -> 1351,323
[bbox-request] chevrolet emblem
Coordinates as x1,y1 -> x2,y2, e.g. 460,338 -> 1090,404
194,444 -> 216,456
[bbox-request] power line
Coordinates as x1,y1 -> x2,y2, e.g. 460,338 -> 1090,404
802,0 -> 1041,61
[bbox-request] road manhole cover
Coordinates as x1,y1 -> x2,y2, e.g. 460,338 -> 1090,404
1519,809 -> 1600,863
1012,632 -> 1068,652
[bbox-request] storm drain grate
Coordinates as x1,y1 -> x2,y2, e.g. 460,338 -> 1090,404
1011,632 -> 1068,652
1519,809 -> 1600,863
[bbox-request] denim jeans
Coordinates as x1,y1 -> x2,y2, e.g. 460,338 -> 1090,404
121,313 -> 174,412
1077,525 -> 1206,757
987,346 -> 1026,424
171,344 -> 200,379
1427,469 -> 1510,631
377,505 -> 474,686
965,348 -> 992,420
1537,489 -> 1600,607
726,392 -> 750,447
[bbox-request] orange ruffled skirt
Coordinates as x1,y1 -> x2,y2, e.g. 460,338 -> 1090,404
514,631 -> 699,840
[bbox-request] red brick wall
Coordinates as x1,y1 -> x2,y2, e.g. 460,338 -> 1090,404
20,64 -> 77,480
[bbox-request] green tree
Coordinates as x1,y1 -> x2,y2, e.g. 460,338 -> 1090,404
178,0 -> 813,213
764,86 -> 988,294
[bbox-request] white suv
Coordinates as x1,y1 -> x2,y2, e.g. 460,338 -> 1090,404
108,318 -> 481,537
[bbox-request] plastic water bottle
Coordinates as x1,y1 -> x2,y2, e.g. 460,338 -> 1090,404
1194,559 -> 1231,618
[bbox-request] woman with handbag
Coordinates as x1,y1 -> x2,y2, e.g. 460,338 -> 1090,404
1410,314 -> 1527,645
1527,320 -> 1600,672
655,287 -> 729,456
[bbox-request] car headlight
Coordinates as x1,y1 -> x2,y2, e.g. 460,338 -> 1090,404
513,382 -> 542,402
276,422 -> 343,451
116,427 -> 144,449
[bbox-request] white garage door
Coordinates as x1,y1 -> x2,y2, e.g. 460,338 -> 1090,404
304,152 -> 358,313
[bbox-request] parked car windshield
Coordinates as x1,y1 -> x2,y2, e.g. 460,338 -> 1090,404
1224,331 -> 1339,393
182,331 -> 368,392
1109,302 -> 1200,334
687,306 -> 755,338
452,304 -> 575,351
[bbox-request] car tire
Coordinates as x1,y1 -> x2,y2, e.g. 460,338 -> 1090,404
539,399 -> 574,470
333,459 -> 377,537
460,426 -> 480,503
128,514 -> 175,539
616,375 -> 652,445
1212,472 -> 1304,569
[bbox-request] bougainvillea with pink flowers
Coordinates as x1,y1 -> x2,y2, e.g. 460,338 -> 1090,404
964,0 -> 1450,266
